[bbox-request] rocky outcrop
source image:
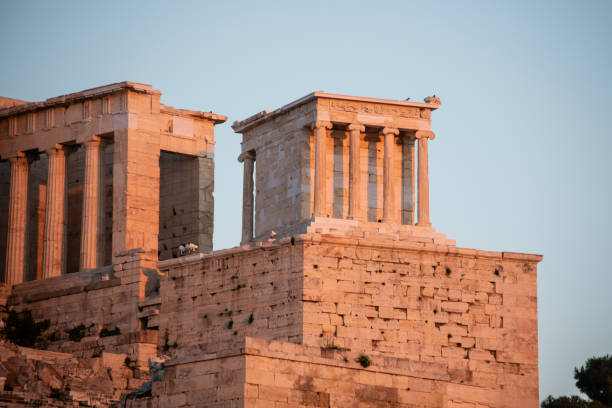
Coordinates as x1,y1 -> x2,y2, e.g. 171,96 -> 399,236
0,340 -> 143,407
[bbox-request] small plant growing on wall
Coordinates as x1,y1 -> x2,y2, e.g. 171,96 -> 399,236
356,354 -> 371,368
66,324 -> 87,342
2,310 -> 50,347
99,327 -> 121,338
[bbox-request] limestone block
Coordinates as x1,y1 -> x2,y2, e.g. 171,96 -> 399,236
441,301 -> 469,314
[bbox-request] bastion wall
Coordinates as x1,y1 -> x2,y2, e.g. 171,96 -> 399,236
148,225 -> 540,407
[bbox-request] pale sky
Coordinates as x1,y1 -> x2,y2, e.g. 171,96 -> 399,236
1,0 -> 611,401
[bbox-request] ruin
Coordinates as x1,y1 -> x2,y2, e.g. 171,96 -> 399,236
0,83 -> 541,407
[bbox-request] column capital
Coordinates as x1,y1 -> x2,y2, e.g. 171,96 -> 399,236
7,152 -> 27,163
402,133 -> 416,144
238,150 -> 256,163
415,130 -> 435,140
311,120 -> 333,130
45,144 -> 65,156
83,135 -> 101,148
381,127 -> 399,136
347,123 -> 365,132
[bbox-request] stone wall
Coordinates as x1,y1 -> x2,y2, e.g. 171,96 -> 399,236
6,250 -> 161,372
141,336 -> 536,407
157,242 -> 305,360
300,235 -> 539,364
152,352 -> 245,407
299,233 -> 539,406
159,152 -> 199,260
240,102 -> 317,240
194,154 -> 214,254
158,152 -> 214,260
153,228 -> 540,407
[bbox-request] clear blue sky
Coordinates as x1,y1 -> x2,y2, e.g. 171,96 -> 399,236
1,0 -> 610,401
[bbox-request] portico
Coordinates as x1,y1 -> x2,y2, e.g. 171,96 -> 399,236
0,82 -> 226,284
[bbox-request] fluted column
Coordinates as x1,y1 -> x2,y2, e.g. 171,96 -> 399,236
347,124 -> 364,221
313,121 -> 332,217
42,145 -> 66,278
239,151 -> 255,244
80,138 -> 101,270
404,136 -> 416,225
382,127 -> 399,223
416,131 -> 434,227
5,155 -> 29,285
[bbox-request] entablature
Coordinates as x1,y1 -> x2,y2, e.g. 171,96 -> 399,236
232,91 -> 440,134
0,82 -> 226,159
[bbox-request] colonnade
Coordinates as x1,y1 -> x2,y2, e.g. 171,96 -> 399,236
239,121 -> 434,243
4,138 -> 104,285
312,121 -> 433,227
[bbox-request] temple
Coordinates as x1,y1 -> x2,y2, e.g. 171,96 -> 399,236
0,84 -> 541,407
232,91 -> 448,244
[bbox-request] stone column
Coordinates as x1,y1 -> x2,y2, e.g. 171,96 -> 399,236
416,131 -> 435,227
195,153 -> 214,254
382,127 -> 399,223
239,151 -> 255,244
404,135 -> 416,226
347,124 -> 364,221
5,154 -> 29,285
313,121 -> 332,217
42,145 -> 66,278
80,137 -> 101,270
